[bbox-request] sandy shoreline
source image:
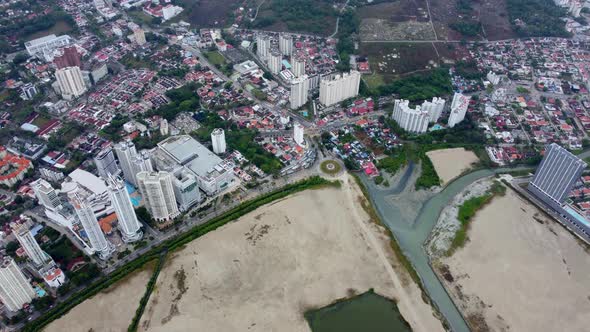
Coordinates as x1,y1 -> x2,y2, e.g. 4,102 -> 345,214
435,186 -> 590,331
139,174 -> 444,332
44,265 -> 154,332
426,148 -> 479,185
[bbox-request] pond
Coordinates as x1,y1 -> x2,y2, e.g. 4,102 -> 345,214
305,290 -> 412,332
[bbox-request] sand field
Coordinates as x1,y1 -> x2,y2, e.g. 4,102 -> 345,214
438,188 -> 590,331
44,265 -> 154,332
139,174 -> 444,332
426,148 -> 479,185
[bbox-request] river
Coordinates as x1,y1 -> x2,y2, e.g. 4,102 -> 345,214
359,164 -> 531,332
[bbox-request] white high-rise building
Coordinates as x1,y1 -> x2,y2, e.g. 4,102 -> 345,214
211,128 -> 226,155
279,34 -> 293,56
172,169 -> 201,211
0,257 -> 36,312
114,140 -> 139,186
290,75 -> 309,110
136,171 -> 179,222
319,71 -> 361,107
69,193 -> 114,259
293,122 -> 305,146
421,97 -> 446,123
392,99 -> 430,134
134,28 -> 146,45
94,147 -> 120,179
448,93 -> 470,128
267,51 -> 282,74
132,151 -> 154,175
106,175 -> 143,243
12,222 -> 51,267
256,35 -> 270,59
55,66 -> 87,100
31,179 -> 63,212
292,56 -> 305,77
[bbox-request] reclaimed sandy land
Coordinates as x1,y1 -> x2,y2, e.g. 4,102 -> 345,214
44,266 -> 154,332
426,148 -> 479,185
139,174 -> 444,332
438,187 -> 590,331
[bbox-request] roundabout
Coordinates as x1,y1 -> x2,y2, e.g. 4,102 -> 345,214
320,159 -> 342,176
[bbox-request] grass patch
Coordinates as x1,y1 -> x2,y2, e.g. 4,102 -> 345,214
204,51 -> 226,66
320,160 -> 342,175
363,73 -> 385,90
446,181 -> 506,256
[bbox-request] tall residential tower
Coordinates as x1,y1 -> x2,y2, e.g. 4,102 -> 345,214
106,175 -> 143,242
0,257 -> 36,312
529,143 -> 587,209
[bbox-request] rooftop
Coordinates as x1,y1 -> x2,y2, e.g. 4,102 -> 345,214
157,135 -> 224,178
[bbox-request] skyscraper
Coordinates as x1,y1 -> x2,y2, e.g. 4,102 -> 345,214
279,34 -> 293,56
69,193 -> 114,259
172,169 -> 201,211
94,147 -> 120,179
292,56 -> 305,77
55,66 -> 87,100
448,93 -> 470,128
136,171 -> 179,222
267,51 -> 282,74
421,97 -> 446,123
256,35 -> 270,59
0,257 -> 36,312
12,221 -> 51,266
211,128 -> 226,155
106,175 -> 143,243
529,143 -> 587,208
319,71 -> 361,107
290,75 -> 309,110
114,140 -> 139,186
392,99 -> 430,134
132,151 -> 154,175
31,179 -> 63,212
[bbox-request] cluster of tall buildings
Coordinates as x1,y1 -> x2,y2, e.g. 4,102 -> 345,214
257,33 -> 298,76
392,97 -> 445,133
0,214 -> 69,312
319,71 -> 361,107
113,140 -> 154,187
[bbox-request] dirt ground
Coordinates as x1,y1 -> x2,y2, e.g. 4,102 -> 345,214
44,266 -> 154,332
139,174 -> 444,332
438,188 -> 590,331
358,1 -> 432,41
426,148 -> 479,185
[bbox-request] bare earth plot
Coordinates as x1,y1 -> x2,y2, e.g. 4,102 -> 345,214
361,42 -> 439,78
139,175 -> 444,332
473,0 -> 516,40
358,1 -> 433,41
438,188 -> 590,331
44,266 -> 154,332
426,148 -> 479,185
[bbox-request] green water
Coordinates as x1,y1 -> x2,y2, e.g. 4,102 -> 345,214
305,291 -> 412,332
